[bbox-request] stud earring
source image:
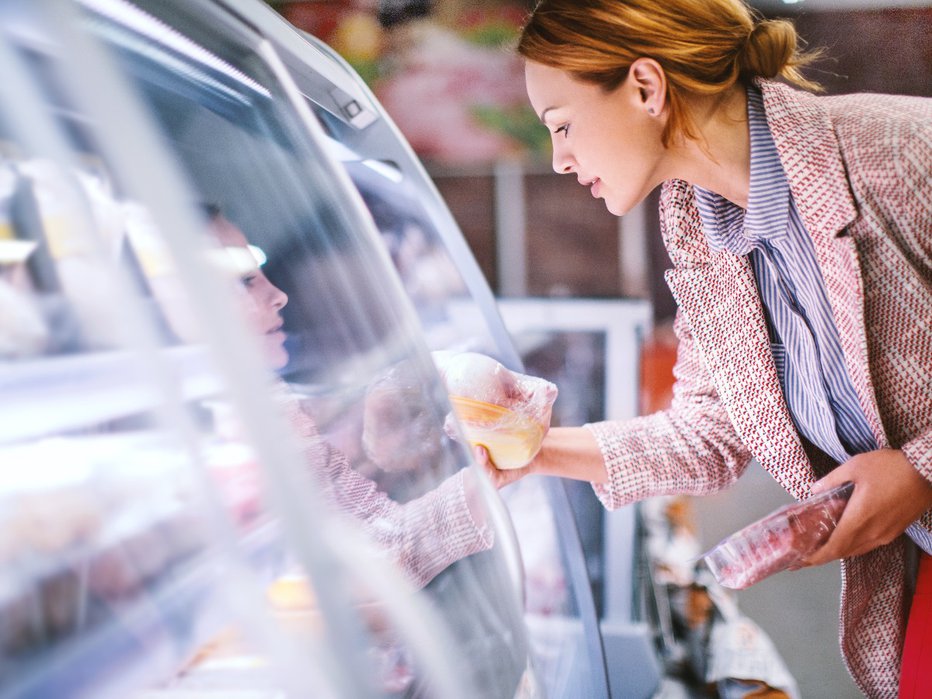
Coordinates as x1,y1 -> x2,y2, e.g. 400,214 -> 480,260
647,107 -> 655,115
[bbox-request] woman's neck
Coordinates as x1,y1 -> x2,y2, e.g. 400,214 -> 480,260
666,85 -> 751,208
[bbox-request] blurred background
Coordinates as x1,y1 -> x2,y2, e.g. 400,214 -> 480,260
261,1 -> 931,695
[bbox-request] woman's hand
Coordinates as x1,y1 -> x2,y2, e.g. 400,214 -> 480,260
803,449 -> 932,565
471,425 -> 610,489
472,445 -> 532,490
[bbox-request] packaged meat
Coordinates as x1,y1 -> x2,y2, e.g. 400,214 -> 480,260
432,351 -> 557,470
702,482 -> 854,590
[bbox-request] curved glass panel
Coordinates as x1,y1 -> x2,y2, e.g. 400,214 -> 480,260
0,1 -> 534,697
279,29 -> 611,699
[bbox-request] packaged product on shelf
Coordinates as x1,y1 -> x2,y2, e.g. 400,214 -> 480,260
0,161 -> 49,358
266,573 -> 316,611
17,159 -> 124,350
0,434 -> 215,661
432,350 -> 558,470
0,582 -> 43,660
123,200 -> 201,346
703,482 -> 855,589
75,167 -> 125,257
361,360 -> 445,476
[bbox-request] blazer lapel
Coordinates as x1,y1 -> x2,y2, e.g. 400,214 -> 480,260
665,251 -> 816,499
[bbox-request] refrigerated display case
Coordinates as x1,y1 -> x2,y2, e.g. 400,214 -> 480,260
270,24 -> 662,699
0,0 -> 661,697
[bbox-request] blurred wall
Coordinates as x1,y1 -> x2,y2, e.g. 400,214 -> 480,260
784,7 -> 932,97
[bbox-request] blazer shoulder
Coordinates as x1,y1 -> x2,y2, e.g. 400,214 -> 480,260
823,94 -> 932,207
821,92 -> 932,154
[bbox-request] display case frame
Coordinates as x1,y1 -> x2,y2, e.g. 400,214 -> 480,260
496,297 -> 663,699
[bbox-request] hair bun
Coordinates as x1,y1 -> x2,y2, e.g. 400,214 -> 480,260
740,19 -> 798,79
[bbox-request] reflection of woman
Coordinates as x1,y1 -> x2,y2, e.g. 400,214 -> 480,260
209,213 -> 493,588
490,0 -> 932,695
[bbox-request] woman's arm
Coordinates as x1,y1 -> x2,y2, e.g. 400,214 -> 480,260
476,426 -> 606,490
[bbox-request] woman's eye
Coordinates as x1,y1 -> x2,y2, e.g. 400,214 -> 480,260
241,274 -> 257,288
554,124 -> 570,138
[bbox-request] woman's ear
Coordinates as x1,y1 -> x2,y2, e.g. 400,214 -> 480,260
627,57 -> 667,116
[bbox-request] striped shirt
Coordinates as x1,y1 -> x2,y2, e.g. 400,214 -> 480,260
693,86 -> 932,554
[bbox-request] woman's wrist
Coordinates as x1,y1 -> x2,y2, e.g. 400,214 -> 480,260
534,426 -> 609,484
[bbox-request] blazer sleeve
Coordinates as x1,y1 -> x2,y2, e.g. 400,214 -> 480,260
587,308 -> 754,510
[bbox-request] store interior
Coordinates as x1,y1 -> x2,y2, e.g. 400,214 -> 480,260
266,1 -> 927,696
0,0 -> 929,698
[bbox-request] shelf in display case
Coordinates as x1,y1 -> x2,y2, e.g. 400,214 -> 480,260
1,516 -> 284,699
0,344 -> 223,443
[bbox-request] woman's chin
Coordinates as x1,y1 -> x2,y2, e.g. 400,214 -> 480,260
265,346 -> 290,372
605,192 -> 646,217
604,199 -> 626,216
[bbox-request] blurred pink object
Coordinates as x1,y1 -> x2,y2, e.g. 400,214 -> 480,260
375,25 -> 529,163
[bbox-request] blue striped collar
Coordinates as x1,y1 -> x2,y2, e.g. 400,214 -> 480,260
695,86 -> 791,255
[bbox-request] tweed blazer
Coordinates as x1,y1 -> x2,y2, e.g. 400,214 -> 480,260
588,81 -> 932,697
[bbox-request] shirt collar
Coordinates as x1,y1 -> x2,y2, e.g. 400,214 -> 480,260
694,85 -> 792,255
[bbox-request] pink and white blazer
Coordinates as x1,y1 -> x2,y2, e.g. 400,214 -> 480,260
589,80 -> 932,697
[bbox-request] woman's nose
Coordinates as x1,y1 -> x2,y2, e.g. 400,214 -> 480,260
261,277 -> 287,310
552,144 -> 574,175
271,285 -> 288,311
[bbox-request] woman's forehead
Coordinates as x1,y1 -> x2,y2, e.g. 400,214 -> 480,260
210,216 -> 248,247
525,62 -> 597,118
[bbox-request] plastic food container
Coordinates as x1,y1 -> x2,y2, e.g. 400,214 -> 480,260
448,395 -> 548,470
703,482 -> 854,589
433,351 -> 558,471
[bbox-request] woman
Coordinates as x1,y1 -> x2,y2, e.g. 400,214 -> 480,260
207,212 -> 495,589
493,0 -> 932,695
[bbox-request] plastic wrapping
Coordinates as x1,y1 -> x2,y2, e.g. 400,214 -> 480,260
703,482 -> 854,590
432,351 -> 557,470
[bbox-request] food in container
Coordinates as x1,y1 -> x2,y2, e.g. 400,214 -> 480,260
703,482 -> 854,589
432,351 -> 557,470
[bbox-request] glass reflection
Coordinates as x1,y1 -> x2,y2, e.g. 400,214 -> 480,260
329,97 -> 609,699
75,1 -> 532,696
1,0 -> 535,696
198,209 -> 494,591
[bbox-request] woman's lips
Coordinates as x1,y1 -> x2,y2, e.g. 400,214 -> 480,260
579,176 -> 601,197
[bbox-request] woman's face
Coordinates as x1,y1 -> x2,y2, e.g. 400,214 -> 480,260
211,216 -> 290,370
524,60 -> 666,216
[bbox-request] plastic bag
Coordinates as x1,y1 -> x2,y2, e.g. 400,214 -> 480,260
702,482 -> 854,589
432,351 -> 557,470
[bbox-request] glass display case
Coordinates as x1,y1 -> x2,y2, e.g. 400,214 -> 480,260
0,0 -> 660,696
274,25 -> 625,699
